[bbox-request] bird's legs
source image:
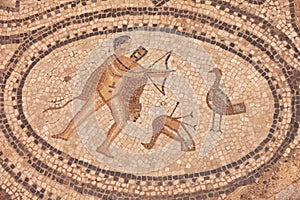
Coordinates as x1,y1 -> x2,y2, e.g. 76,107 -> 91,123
180,121 -> 197,131
217,114 -> 223,133
180,124 -> 196,151
210,111 -> 215,132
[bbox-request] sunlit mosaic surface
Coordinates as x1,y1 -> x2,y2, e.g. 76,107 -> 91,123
0,0 -> 300,199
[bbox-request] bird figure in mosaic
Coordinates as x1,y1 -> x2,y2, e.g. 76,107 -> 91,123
206,68 -> 246,133
141,102 -> 196,151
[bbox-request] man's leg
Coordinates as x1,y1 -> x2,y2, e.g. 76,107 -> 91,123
142,127 -> 182,149
96,97 -> 127,158
141,129 -> 162,149
96,122 -> 122,158
156,126 -> 195,151
52,97 -> 105,140
142,115 -> 167,149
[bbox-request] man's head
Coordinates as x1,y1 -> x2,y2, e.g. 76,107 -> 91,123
113,35 -> 131,55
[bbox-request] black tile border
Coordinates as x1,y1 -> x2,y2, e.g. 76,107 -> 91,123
0,26 -> 46,45
0,184 -> 12,200
0,156 -> 44,199
0,2 -> 299,200
0,0 -> 82,24
1,0 -> 299,56
0,0 -> 20,12
245,0 -> 266,5
289,0 -> 300,37
151,0 -> 171,7
190,0 -> 300,57
1,30 -> 295,199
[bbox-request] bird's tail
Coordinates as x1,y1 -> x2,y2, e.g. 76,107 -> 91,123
227,102 -> 246,115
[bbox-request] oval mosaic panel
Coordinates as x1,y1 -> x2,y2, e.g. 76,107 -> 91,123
0,0 -> 299,199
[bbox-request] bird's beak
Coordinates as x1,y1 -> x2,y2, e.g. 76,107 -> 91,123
208,70 -> 213,73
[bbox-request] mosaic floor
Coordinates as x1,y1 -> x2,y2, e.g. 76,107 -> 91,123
0,0 -> 300,199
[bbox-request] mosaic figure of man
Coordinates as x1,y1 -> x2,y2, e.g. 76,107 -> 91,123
50,35 -> 171,158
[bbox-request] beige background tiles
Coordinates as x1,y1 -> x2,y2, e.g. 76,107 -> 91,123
0,0 -> 299,199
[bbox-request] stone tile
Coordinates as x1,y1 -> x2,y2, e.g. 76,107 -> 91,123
0,0 -> 299,199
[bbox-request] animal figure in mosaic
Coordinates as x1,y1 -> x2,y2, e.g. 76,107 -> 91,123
206,68 -> 246,133
141,102 -> 196,151
44,35 -> 175,158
